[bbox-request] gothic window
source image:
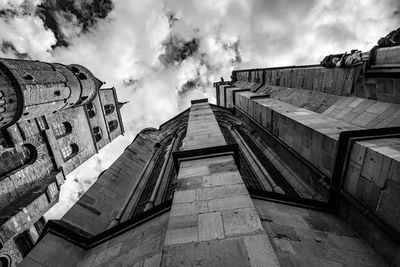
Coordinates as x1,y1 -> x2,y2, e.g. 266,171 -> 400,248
104,104 -> 115,115
219,125 -> 265,191
53,122 -> 72,139
0,144 -> 37,179
108,120 -> 118,132
86,103 -> 96,118
61,144 -> 79,161
162,131 -> 186,202
131,137 -> 173,217
93,126 -> 102,142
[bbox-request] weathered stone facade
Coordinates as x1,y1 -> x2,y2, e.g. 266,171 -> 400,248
0,58 -> 124,266
18,45 -> 400,266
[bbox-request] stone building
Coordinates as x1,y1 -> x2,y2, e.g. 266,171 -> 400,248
0,58 -> 124,266
18,45 -> 400,267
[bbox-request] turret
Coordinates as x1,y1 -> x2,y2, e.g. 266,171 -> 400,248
0,58 -> 102,128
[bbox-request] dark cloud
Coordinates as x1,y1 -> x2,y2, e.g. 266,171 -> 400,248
36,0 -> 114,47
0,0 -> 36,17
0,41 -> 29,59
159,35 -> 200,66
222,39 -> 241,63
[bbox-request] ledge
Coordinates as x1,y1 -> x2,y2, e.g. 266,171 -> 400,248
173,144 -> 239,171
190,98 -> 208,105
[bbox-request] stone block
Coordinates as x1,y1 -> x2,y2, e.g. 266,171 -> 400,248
143,252 -> 162,267
178,166 -> 210,179
343,163 -> 361,196
173,189 -> 196,204
328,233 -> 374,254
269,210 -> 310,229
218,171 -> 243,185
387,159 -> 400,183
170,202 -> 208,217
164,227 -> 198,245
196,184 -> 247,201
366,102 -> 391,114
198,212 -> 224,241
177,176 -> 203,190
242,234 -> 280,267
352,112 -> 378,127
263,222 -> 300,241
221,208 -> 264,237
161,238 -> 251,267
350,142 -> 367,167
203,174 -> 221,187
168,214 -> 198,229
208,161 -> 237,173
376,180 -> 400,233
208,195 -> 253,212
92,242 -> 122,266
361,149 -> 384,183
356,175 -> 381,211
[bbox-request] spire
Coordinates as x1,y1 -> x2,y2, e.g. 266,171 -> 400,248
117,101 -> 128,110
94,77 -> 104,90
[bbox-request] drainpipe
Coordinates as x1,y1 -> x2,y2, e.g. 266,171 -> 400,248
108,144 -> 158,228
144,134 -> 177,211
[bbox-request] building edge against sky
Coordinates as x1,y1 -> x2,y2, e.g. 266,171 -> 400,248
0,58 -> 124,266
15,44 -> 400,266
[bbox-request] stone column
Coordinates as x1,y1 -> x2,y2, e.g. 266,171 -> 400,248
161,99 -> 279,266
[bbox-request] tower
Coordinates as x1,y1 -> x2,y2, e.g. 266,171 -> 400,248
0,58 -> 124,266
18,45 -> 400,266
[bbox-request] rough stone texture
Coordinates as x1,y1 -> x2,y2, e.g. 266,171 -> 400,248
21,211 -> 169,267
161,101 -> 279,266
162,238 -> 252,267
0,58 -> 124,266
62,130 -> 159,235
234,90 -> 360,178
343,138 -> 400,233
254,199 -> 387,267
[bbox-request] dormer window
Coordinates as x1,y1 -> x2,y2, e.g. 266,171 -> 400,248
93,126 -> 102,142
108,120 -> 118,132
104,104 -> 115,115
86,103 -> 96,118
61,144 -> 79,162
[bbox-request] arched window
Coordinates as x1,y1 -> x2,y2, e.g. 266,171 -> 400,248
104,104 -> 115,115
93,127 -> 102,142
61,144 -> 79,162
108,120 -> 118,132
78,73 -> 87,80
53,122 -> 72,139
86,103 -> 96,118
0,144 -> 37,179
0,255 -> 11,267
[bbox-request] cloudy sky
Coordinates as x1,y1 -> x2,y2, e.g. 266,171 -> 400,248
0,0 -> 399,219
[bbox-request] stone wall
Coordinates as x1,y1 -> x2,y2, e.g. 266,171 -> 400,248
98,89 -> 122,142
254,199 -> 387,266
78,212 -> 169,267
161,101 -> 279,266
343,138 -> 400,234
46,107 -> 97,176
62,130 -> 159,235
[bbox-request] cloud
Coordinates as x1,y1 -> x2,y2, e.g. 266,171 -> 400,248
1,0 -> 399,219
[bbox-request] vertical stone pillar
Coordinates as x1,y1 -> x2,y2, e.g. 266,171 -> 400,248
161,99 -> 279,266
